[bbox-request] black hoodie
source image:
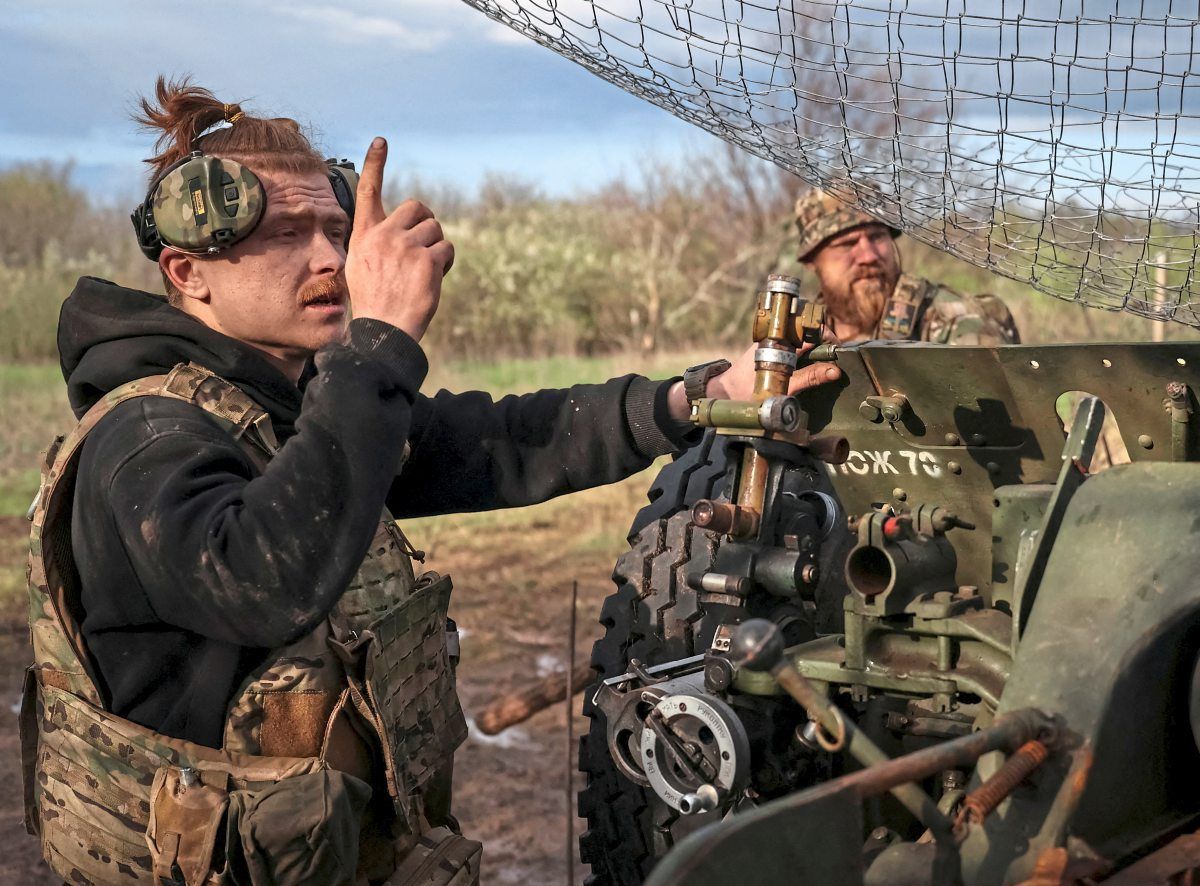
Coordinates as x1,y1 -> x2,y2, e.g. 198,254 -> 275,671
61,277 -> 690,748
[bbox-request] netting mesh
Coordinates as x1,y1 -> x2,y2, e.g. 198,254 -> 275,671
459,0 -> 1200,325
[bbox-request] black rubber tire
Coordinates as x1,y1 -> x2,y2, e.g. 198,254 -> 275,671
577,432 -> 731,886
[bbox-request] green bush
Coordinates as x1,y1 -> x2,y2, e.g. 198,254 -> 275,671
1,157 -> 1196,365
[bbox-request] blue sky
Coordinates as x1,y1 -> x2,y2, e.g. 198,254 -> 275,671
4,0 -> 1196,215
0,0 -> 707,203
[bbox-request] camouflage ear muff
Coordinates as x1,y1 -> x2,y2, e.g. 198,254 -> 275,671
131,152 -> 266,261
132,153 -> 359,261
325,158 -> 358,249
326,158 -> 358,235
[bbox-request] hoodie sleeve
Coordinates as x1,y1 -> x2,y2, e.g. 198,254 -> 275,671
73,323 -> 427,648
384,370 -> 698,519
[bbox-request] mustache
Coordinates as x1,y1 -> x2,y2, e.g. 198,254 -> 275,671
299,274 -> 349,306
851,265 -> 887,282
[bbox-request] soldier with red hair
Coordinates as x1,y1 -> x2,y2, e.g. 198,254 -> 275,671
22,78 -> 840,885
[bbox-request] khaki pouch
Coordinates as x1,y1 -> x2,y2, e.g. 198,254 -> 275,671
147,766 -> 229,885
386,826 -> 482,886
147,764 -> 371,886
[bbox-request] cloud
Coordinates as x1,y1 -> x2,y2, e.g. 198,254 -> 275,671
268,3 -> 453,51
0,0 -> 707,198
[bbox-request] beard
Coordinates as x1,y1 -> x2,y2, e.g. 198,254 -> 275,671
298,272 -> 349,308
824,266 -> 898,334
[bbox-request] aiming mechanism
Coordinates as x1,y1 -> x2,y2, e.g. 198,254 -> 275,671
591,276 -> 1200,884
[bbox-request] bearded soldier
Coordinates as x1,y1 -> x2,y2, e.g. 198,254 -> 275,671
794,189 -> 1021,345
21,79 -> 840,885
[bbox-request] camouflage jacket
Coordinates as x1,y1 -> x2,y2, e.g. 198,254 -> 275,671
23,363 -> 468,885
847,273 -> 1021,345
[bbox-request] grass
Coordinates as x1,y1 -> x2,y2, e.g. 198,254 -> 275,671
0,364 -> 72,518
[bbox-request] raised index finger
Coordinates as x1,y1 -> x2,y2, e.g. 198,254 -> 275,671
354,137 -> 388,230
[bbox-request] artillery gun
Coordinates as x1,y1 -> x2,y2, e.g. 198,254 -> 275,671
576,274 -> 1200,884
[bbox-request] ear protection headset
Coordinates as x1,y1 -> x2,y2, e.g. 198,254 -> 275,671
131,152 -> 359,261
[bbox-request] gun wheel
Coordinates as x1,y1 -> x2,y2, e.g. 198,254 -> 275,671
577,431 -> 731,886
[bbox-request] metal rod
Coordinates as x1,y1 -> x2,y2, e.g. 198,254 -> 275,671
566,580 -> 578,885
824,709 -> 1053,801
735,622 -> 1055,849
770,661 -> 951,838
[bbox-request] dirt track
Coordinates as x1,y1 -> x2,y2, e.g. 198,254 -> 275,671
0,507 -> 625,884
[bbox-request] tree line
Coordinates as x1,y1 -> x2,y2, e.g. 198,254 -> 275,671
0,152 -> 1186,363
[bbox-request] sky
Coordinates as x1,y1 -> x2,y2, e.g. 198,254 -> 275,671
0,0 -> 707,204
4,0 -> 1197,215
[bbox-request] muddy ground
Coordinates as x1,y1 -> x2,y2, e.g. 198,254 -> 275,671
0,478 -> 647,883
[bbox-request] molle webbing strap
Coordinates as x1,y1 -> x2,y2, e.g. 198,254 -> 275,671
877,274 -> 937,341
28,363 -> 280,705
162,363 -> 280,455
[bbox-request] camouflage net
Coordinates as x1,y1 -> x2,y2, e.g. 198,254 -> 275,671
460,0 -> 1200,325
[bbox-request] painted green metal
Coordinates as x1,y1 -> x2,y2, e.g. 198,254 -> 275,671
604,342 -> 1200,885
644,460 -> 1200,885
644,709 -> 1056,886
1011,394 -> 1105,643
963,461 -> 1200,883
800,341 -> 1200,601
989,484 -> 1052,612
692,397 -> 767,432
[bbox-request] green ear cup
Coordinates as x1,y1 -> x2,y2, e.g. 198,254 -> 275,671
149,154 -> 266,255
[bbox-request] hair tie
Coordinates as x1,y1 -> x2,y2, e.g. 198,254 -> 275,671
223,103 -> 245,124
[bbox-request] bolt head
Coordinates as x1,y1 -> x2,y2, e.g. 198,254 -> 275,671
1138,434 -> 1155,450
948,461 -> 963,475
859,401 -> 883,423
705,658 -> 734,692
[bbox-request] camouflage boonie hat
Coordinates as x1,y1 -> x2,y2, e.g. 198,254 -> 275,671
794,188 -> 901,261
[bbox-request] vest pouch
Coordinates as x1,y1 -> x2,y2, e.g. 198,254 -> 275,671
148,763 -> 372,886
147,766 -> 229,885
385,826 -> 482,886
219,768 -> 371,886
339,573 -> 468,828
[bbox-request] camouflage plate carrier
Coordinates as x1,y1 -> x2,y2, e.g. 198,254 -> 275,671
875,273 -> 1021,345
21,363 -> 480,885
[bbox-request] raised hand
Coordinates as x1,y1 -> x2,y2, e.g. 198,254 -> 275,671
345,137 -> 455,342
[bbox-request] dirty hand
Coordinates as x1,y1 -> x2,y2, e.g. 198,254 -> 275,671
666,342 -> 841,422
345,137 -> 455,342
